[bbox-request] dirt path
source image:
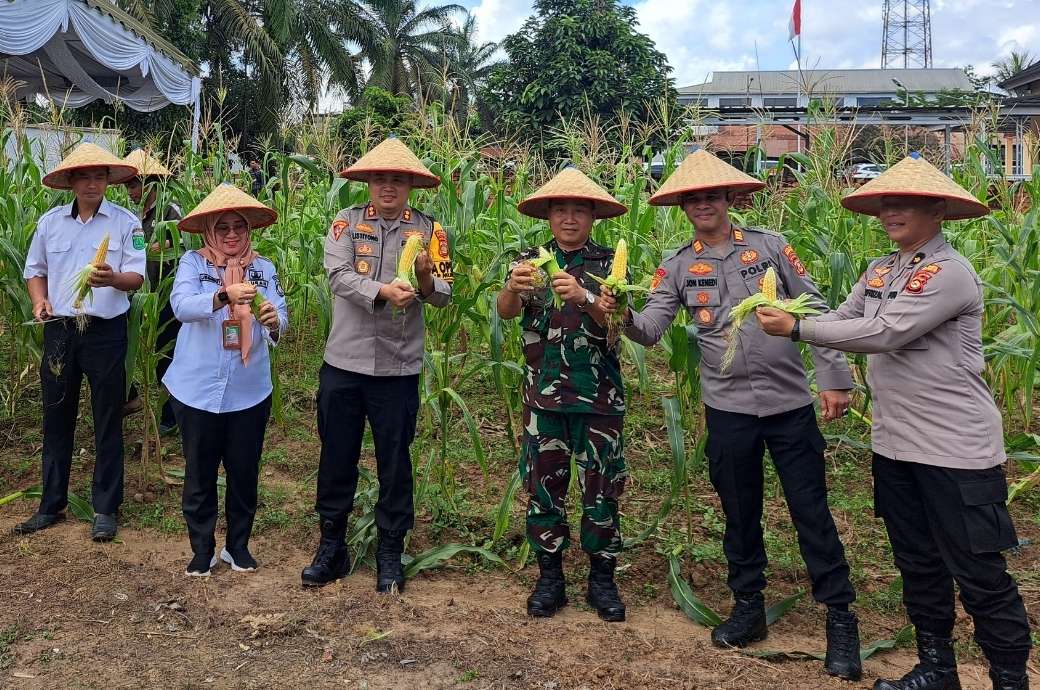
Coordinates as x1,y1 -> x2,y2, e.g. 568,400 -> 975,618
2,518 -> 1033,690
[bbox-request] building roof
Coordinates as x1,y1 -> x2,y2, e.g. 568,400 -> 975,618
680,68 -> 973,96
82,0 -> 197,74
999,61 -> 1040,94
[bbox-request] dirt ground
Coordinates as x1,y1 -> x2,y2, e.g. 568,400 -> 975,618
1,515 -> 1036,690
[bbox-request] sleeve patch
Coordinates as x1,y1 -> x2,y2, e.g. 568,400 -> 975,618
650,267 -> 667,291
904,265 -> 941,294
429,221 -> 453,284
331,219 -> 348,241
782,244 -> 806,276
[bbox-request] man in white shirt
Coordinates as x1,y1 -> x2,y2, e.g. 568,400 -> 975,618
15,143 -> 145,542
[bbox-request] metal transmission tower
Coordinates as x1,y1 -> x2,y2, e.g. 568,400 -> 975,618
881,0 -> 933,68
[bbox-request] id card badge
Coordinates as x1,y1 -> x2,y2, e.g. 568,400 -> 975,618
222,319 -> 242,350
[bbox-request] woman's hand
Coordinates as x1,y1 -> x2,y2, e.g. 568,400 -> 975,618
225,282 -> 257,305
257,300 -> 279,330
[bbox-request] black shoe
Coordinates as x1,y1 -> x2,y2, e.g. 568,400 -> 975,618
989,669 -> 1029,690
825,608 -> 862,681
91,513 -> 118,542
586,555 -> 625,622
122,396 -> 143,418
221,547 -> 258,572
301,527 -> 350,588
159,422 -> 178,437
527,551 -> 567,617
12,512 -> 65,535
874,631 -> 961,690
711,592 -> 768,648
376,529 -> 406,594
185,552 -> 218,577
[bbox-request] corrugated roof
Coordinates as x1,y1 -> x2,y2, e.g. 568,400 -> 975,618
680,68 -> 972,96
999,61 -> 1040,93
83,0 -> 198,74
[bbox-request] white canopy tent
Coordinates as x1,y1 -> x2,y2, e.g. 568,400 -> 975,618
0,0 -> 202,148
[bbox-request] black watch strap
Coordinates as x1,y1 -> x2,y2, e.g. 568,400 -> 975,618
790,320 -> 801,342
218,290 -> 230,304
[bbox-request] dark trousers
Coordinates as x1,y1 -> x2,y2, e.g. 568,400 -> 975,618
705,404 -> 855,606
39,314 -> 127,515
172,396 -> 271,556
156,300 -> 181,426
315,363 -> 419,534
873,454 -> 1032,670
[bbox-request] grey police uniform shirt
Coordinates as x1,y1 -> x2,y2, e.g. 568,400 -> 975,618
800,233 -> 1004,470
625,227 -> 854,416
323,203 -> 452,376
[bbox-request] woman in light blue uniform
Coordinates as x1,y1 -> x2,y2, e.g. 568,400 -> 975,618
163,184 -> 287,577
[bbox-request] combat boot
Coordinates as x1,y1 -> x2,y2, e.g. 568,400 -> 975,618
711,592 -> 767,648
873,631 -> 961,690
527,551 -> 567,617
989,668 -> 1029,690
301,519 -> 350,587
586,555 -> 625,622
376,529 -> 406,594
824,608 -> 862,681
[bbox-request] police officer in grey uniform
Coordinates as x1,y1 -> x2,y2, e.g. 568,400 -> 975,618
758,153 -> 1032,690
622,150 -> 862,681
302,137 -> 452,593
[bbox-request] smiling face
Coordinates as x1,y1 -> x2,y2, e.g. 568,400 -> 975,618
680,188 -> 732,234
877,195 -> 944,249
547,199 -> 594,251
367,172 -> 413,218
212,211 -> 251,255
69,167 -> 109,208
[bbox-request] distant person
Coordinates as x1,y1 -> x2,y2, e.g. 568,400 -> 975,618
249,159 -> 265,197
16,143 -> 144,542
164,184 -> 286,577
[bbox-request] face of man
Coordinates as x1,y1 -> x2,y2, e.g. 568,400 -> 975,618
69,167 -> 109,209
547,200 -> 594,251
368,172 -> 412,218
126,178 -> 143,204
877,195 -> 944,250
213,212 -> 251,255
680,188 -> 732,235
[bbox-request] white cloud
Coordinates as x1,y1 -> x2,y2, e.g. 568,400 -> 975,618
470,0 -> 534,44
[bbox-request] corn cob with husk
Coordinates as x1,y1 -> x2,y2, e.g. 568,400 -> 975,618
394,234 -> 425,289
720,266 -> 820,373
527,246 -> 565,309
70,233 -> 111,311
586,239 -> 648,344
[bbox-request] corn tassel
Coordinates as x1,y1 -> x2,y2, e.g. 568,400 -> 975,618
395,234 -> 424,288
720,266 -> 820,373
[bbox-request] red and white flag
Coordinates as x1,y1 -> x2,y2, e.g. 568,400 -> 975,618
788,0 -> 801,41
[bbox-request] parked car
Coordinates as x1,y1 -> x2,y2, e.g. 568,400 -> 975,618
846,163 -> 886,180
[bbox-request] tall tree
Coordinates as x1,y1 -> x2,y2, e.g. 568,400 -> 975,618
482,0 -> 676,153
993,51 -> 1036,84
355,0 -> 465,98
438,15 -> 503,124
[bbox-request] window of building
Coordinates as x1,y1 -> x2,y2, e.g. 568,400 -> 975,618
681,97 -> 707,108
857,96 -> 894,107
719,97 -> 751,107
1012,143 -> 1024,176
764,97 -> 797,107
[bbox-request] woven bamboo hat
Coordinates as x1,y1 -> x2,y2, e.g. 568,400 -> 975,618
340,136 -> 440,189
43,142 -> 138,190
123,149 -> 173,178
178,183 -> 278,233
649,149 -> 766,206
842,153 -> 989,220
517,166 -> 627,219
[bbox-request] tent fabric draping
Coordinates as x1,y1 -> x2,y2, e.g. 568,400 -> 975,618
0,0 -> 201,147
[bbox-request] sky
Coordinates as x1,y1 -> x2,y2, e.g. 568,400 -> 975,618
461,0 -> 1038,87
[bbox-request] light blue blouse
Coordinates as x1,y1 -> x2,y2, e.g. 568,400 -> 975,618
163,250 -> 288,414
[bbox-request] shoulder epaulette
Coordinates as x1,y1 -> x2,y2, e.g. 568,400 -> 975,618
743,226 -> 783,238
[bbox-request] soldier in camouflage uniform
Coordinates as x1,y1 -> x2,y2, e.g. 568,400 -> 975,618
497,167 -> 629,621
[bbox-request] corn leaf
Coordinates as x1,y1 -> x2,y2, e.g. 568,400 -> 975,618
666,552 -> 722,627
402,544 -> 508,579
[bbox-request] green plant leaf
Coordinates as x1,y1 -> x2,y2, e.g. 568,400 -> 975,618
402,544 -> 508,579
666,552 -> 722,628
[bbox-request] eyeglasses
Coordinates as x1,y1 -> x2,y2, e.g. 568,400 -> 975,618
214,224 -> 248,236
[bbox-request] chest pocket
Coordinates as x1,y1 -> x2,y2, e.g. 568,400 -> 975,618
863,296 -> 882,318
741,262 -> 783,299
49,237 -> 73,256
685,287 -> 721,329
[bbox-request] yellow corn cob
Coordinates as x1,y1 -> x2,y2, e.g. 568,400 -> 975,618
396,234 -> 424,286
609,238 -> 628,282
92,234 -> 110,265
71,233 -> 111,311
761,266 -> 777,302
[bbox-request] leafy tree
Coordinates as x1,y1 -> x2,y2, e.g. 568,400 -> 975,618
992,51 -> 1036,84
336,87 -> 414,156
437,16 -> 503,125
482,0 -> 676,155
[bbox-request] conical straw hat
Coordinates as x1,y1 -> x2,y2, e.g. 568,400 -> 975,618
43,142 -> 138,190
340,136 -> 440,189
178,183 -> 278,233
842,153 -> 989,220
123,149 -> 173,178
649,149 -> 766,206
517,166 -> 627,219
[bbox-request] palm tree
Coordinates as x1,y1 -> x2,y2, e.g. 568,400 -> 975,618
992,50 -> 1036,83
439,15 -> 503,123
355,0 -> 465,98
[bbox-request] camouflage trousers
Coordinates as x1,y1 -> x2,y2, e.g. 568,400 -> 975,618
520,406 -> 627,558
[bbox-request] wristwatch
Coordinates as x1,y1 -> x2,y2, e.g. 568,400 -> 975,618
582,289 -> 597,309
790,320 -> 801,342
218,290 -> 230,305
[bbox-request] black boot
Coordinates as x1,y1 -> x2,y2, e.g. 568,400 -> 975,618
527,551 -> 567,617
989,668 -> 1029,690
825,608 -> 862,681
874,631 -> 961,690
301,520 -> 350,587
586,555 -> 625,622
711,592 -> 768,648
375,529 -> 406,594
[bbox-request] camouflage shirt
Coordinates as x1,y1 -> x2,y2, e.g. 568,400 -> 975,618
514,238 -> 624,416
